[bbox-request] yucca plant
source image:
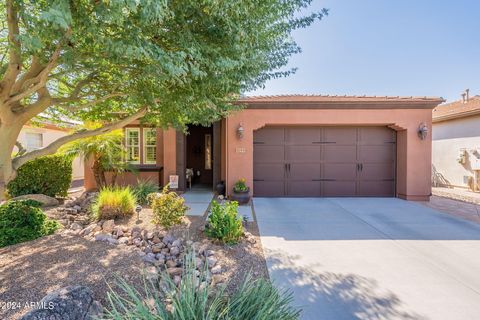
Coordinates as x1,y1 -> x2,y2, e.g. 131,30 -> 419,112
132,179 -> 159,205
102,250 -> 300,320
92,187 -> 136,220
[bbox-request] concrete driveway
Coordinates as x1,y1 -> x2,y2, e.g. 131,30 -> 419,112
253,198 -> 480,320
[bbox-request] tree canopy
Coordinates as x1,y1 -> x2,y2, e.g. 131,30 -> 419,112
0,0 -> 327,196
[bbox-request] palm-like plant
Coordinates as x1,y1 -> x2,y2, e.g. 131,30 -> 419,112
61,125 -> 128,188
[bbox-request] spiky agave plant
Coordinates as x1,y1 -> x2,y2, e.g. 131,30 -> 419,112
101,250 -> 300,320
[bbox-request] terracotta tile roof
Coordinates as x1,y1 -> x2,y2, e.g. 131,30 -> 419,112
433,95 -> 480,122
239,94 -> 444,103
237,94 -> 444,109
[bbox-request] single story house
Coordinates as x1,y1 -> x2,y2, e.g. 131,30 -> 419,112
84,95 -> 443,201
432,90 -> 480,191
17,118 -> 85,187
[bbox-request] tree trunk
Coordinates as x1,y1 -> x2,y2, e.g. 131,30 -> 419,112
110,171 -> 118,187
92,157 -> 107,189
0,110 -> 24,201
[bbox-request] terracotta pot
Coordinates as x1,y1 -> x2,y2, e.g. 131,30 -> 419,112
230,187 -> 250,204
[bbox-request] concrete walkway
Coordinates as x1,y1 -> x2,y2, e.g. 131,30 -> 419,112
254,197 -> 480,320
182,187 -> 213,216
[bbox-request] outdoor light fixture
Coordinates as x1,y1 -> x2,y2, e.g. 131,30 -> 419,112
135,205 -> 142,222
237,122 -> 245,139
418,123 -> 428,140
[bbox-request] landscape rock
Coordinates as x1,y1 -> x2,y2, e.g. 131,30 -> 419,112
95,233 -> 118,245
170,246 -> 180,256
142,255 -> 157,265
144,266 -> 159,282
167,267 -> 183,276
80,224 -> 96,236
211,265 -> 222,274
118,237 -> 129,245
70,222 -> 83,231
102,220 -> 115,233
207,256 -> 217,267
12,194 -> 60,207
20,286 -> 102,320
163,234 -> 175,245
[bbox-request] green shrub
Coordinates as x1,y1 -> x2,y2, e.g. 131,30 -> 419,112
7,155 -> 73,198
103,250 -> 300,320
205,200 -> 243,244
92,187 -> 136,220
0,200 -> 59,247
148,185 -> 187,229
132,179 -> 158,205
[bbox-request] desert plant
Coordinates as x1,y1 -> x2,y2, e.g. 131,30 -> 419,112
149,185 -> 188,229
0,200 -> 59,247
61,127 -> 129,188
205,201 -> 243,244
233,178 -> 248,192
102,250 -> 300,320
7,155 -> 73,198
91,187 -> 136,220
132,179 -> 158,205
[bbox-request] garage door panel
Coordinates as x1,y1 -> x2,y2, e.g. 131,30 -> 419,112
285,127 -> 320,144
359,145 -> 395,162
323,127 -> 357,144
253,126 -> 396,197
288,163 -> 321,180
323,145 -> 357,162
358,181 -> 395,197
287,181 -> 321,196
358,127 -> 396,145
361,163 -> 395,180
254,127 -> 284,144
254,163 -> 285,181
322,181 -> 356,196
285,145 -> 321,163
254,145 -> 284,163
323,163 -> 357,180
254,181 -> 285,197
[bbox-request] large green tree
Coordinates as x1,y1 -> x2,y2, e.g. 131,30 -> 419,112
0,0 -> 327,198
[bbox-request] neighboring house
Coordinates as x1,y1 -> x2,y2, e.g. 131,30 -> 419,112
84,95 -> 443,201
432,90 -> 480,191
18,119 -> 85,188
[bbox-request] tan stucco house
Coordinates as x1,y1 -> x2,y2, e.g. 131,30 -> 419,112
18,119 -> 85,186
85,95 -> 443,201
432,90 -> 480,191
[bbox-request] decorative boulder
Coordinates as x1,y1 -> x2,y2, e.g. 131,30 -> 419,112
20,286 -> 102,320
11,194 -> 59,207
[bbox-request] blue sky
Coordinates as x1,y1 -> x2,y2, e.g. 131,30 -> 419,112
249,0 -> 480,103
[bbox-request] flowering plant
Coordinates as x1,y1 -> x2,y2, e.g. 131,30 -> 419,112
233,178 -> 248,192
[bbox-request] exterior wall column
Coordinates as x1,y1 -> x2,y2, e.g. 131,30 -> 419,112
163,128 -> 176,187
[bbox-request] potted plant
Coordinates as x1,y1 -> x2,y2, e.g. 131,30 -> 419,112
230,178 -> 250,204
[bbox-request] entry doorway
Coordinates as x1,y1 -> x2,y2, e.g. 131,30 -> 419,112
186,125 -> 214,189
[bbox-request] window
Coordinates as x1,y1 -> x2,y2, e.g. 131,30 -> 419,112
125,128 -> 140,164
143,128 -> 157,164
26,132 -> 43,151
205,134 -> 212,170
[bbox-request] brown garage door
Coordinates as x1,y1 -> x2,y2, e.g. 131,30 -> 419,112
253,126 -> 396,197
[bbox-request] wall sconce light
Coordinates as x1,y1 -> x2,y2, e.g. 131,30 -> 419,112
418,123 -> 428,140
237,123 -> 244,139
